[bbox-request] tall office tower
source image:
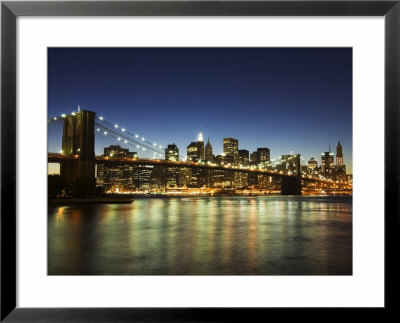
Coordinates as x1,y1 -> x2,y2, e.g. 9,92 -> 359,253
336,141 -> 343,166
321,151 -> 335,171
165,144 -> 179,161
250,151 -> 258,165
165,143 -> 180,188
197,132 -> 205,161
257,147 -> 270,165
187,142 -> 200,161
223,137 -> 239,164
238,149 -> 249,166
205,138 -> 213,162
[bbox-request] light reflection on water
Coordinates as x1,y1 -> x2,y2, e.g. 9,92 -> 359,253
48,196 -> 352,275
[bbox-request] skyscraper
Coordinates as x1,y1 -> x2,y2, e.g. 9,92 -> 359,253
321,151 -> 334,171
223,137 -> 239,164
197,132 -> 205,161
187,142 -> 200,161
165,144 -> 179,161
205,138 -> 213,162
336,141 -> 343,166
238,149 -> 249,166
257,148 -> 270,165
165,144 -> 180,187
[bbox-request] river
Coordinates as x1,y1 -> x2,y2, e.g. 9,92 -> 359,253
48,196 -> 352,275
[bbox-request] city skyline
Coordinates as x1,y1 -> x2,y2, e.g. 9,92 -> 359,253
48,47 -> 352,173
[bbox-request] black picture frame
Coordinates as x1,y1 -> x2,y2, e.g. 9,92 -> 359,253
1,0 -> 399,321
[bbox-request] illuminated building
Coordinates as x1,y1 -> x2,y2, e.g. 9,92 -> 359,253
257,148 -> 270,165
238,149 -> 249,166
307,157 -> 319,178
223,137 -> 239,164
165,143 -> 180,188
336,141 -> 343,166
321,151 -> 334,171
187,134 -> 207,187
335,142 -> 347,182
197,132 -> 205,161
104,145 -> 137,158
205,138 -> 213,162
250,151 -> 258,165
96,145 -> 137,192
187,142 -> 200,161
132,166 -> 153,191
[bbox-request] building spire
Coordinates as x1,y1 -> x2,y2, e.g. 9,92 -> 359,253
197,132 -> 204,142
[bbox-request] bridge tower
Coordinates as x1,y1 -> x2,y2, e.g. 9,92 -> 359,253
281,154 -> 302,195
60,110 -> 96,182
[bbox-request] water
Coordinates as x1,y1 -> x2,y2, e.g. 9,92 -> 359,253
48,196 -> 352,275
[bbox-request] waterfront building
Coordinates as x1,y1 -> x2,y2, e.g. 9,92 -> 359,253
321,151 -> 334,171
307,157 -> 319,177
250,151 -> 258,165
103,145 -> 137,158
205,138 -> 213,162
238,149 -> 249,166
336,141 -> 343,166
165,143 -> 179,161
223,137 -> 239,164
257,148 -> 270,165
96,145 -> 137,192
187,142 -> 200,162
165,143 -> 180,188
132,166 -> 153,191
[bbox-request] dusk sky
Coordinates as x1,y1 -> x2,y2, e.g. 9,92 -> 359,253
48,48 -> 352,173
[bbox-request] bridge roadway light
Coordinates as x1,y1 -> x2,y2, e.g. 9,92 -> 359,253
122,128 -> 125,132
114,124 -> 118,128
141,137 -> 145,141
135,134 -> 139,138
61,114 -> 66,118
99,116 -> 104,120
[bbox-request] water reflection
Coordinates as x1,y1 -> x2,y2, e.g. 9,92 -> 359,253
48,196 -> 352,275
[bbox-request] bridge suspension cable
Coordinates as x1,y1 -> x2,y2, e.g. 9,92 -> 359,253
95,122 -> 164,158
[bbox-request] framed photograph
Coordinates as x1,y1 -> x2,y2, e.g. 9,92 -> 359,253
1,0 -> 398,321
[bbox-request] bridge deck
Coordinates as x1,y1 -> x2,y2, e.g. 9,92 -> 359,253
48,153 -> 349,186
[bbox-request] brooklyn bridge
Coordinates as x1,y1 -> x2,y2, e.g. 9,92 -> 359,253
48,110 -> 351,195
